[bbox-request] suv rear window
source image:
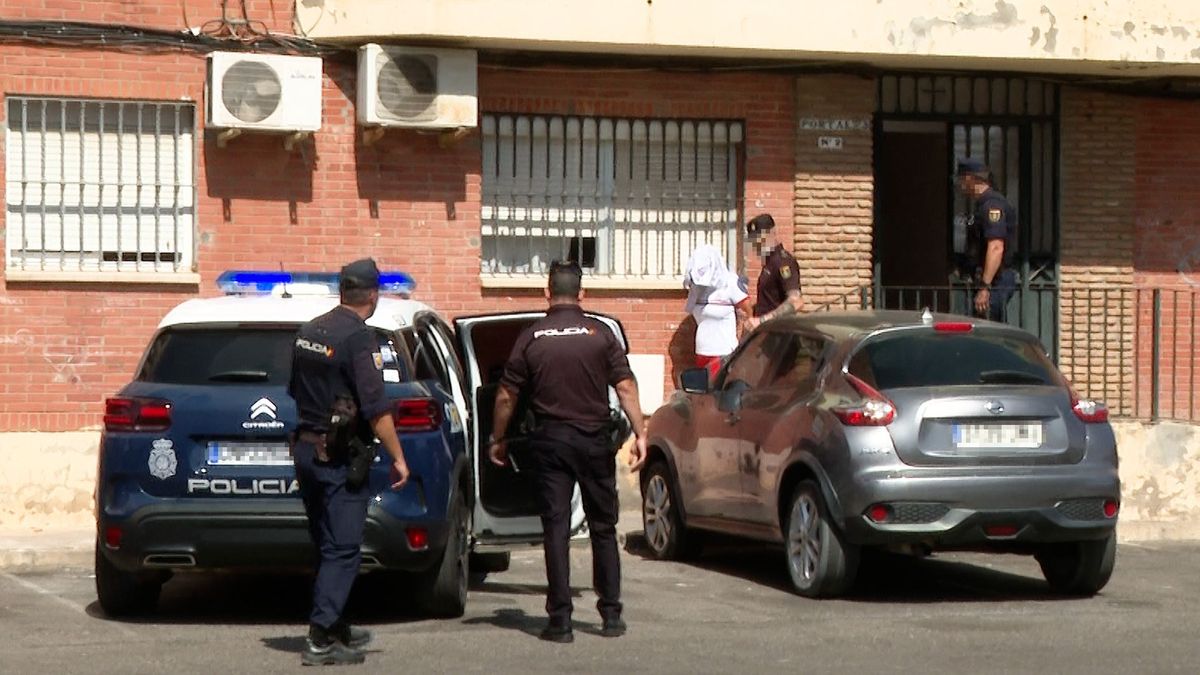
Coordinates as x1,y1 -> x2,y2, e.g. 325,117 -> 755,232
137,327 -> 410,385
848,330 -> 1059,390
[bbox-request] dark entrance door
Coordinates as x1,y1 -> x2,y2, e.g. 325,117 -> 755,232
875,122 -> 951,310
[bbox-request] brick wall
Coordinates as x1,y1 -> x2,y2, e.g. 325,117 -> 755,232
0,2 -> 797,430
1133,96 -> 1200,420
794,75 -> 875,306
1058,87 -> 1137,414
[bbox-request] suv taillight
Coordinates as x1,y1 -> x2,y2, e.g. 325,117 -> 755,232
104,397 -> 172,432
1070,390 -> 1109,423
394,398 -> 443,432
833,374 -> 896,427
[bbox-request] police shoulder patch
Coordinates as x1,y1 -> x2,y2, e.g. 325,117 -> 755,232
988,207 -> 1002,223
372,352 -> 383,370
780,266 -> 792,279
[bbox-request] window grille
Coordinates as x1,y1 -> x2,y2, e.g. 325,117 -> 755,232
5,96 -> 196,274
481,114 -> 742,281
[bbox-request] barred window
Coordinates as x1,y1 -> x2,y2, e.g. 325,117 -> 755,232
5,97 -> 196,275
481,114 -> 742,283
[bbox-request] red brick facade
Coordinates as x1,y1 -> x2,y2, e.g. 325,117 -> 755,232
2,2 -> 1198,431
0,1 -> 797,431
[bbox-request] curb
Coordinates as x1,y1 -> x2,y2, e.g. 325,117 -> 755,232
0,532 -> 93,573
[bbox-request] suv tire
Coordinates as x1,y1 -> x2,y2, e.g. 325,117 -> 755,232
95,543 -> 163,617
1036,532 -> 1116,596
640,461 -> 700,560
415,490 -> 469,617
784,481 -> 858,598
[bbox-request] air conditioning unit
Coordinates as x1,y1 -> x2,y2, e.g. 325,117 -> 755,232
357,44 -> 478,129
206,52 -> 323,132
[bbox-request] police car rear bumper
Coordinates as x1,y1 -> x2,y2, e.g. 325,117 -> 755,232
98,501 -> 450,574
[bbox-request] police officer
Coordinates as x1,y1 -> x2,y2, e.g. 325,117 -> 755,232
956,158 -> 1018,321
744,213 -> 804,330
288,258 -> 410,666
486,260 -> 647,643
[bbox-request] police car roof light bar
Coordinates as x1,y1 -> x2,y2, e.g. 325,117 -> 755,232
215,270 -> 417,296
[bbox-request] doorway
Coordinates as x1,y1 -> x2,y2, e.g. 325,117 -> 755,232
873,74 -> 1060,354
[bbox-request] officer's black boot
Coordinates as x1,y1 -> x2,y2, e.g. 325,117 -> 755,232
331,621 -> 373,649
600,615 -> 627,638
303,624 -> 366,666
539,618 -> 574,643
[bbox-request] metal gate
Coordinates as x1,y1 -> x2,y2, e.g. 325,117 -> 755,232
875,74 -> 1060,355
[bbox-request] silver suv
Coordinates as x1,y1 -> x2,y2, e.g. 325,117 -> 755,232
641,310 -> 1119,598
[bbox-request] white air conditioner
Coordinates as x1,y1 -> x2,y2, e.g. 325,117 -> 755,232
206,52 -> 323,132
357,44 -> 477,129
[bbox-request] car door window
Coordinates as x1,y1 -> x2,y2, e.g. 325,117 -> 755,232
720,332 -> 777,390
402,327 -> 441,384
765,333 -> 826,392
426,316 -> 468,396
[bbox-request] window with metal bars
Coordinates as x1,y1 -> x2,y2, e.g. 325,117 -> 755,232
4,96 -> 196,274
480,114 -> 743,282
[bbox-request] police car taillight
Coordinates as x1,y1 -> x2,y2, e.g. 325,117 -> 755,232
104,397 -> 172,432
1070,389 -> 1109,423
394,398 -> 443,432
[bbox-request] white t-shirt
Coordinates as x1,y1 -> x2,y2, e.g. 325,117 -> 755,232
688,274 -> 748,357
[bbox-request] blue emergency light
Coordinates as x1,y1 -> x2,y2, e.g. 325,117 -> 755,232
215,270 -> 417,296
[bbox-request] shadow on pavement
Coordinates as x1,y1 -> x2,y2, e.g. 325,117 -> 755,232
460,607 -> 544,638
624,529 -> 1070,603
85,571 -> 429,626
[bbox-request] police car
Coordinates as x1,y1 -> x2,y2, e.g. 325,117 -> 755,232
95,270 -> 630,618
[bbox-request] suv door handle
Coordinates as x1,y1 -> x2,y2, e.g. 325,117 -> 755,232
725,413 -> 740,425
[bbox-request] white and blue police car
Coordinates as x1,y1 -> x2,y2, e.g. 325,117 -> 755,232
95,270 -> 629,618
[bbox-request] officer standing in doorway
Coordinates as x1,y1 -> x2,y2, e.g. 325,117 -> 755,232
487,259 -> 647,644
288,258 -> 410,666
956,158 -> 1018,322
744,213 -> 804,331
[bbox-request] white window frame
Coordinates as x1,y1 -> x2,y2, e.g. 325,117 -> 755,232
4,96 -> 197,281
480,114 -> 743,289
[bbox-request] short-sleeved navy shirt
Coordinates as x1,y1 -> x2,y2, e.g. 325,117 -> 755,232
288,305 -> 390,433
754,245 -> 802,317
972,188 -> 1018,270
500,304 -> 634,433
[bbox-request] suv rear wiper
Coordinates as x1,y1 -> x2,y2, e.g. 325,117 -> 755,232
978,370 -> 1046,385
208,370 -> 270,382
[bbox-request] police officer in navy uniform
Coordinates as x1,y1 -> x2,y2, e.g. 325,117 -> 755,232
744,213 -> 804,331
288,258 -> 410,666
956,158 -> 1018,322
486,260 -> 647,643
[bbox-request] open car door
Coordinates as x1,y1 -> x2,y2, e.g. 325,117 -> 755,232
453,311 -> 630,549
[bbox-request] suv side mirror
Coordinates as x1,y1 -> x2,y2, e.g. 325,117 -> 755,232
680,367 -> 711,394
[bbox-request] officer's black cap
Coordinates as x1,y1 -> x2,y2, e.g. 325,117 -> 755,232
339,258 -> 381,290
746,213 -> 776,237
956,157 -> 988,176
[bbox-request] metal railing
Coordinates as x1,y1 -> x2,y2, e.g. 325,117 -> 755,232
814,285 -> 1198,423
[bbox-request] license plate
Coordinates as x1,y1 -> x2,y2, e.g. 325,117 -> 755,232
207,441 -> 292,466
952,422 -> 1043,448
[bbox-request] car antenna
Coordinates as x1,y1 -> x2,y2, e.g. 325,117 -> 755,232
279,262 -> 292,299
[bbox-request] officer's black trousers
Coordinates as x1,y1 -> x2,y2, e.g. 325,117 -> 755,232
293,439 -> 369,630
529,423 -> 622,625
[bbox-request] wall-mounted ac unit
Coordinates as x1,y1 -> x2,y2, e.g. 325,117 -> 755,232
206,52 -> 323,132
357,44 -> 478,129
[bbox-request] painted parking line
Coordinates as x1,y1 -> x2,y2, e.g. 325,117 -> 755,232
0,572 -> 137,638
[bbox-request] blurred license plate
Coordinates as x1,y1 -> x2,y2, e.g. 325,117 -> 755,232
207,442 -> 292,466
952,423 -> 1043,448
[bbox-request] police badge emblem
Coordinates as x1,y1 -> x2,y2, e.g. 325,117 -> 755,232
148,438 -> 177,480
988,208 -> 1002,223
780,266 -> 792,279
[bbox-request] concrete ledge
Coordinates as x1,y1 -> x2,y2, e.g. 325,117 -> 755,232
0,530 -> 93,573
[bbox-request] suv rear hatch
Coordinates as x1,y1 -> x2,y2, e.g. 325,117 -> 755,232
108,325 -> 301,499
846,326 -> 1086,467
